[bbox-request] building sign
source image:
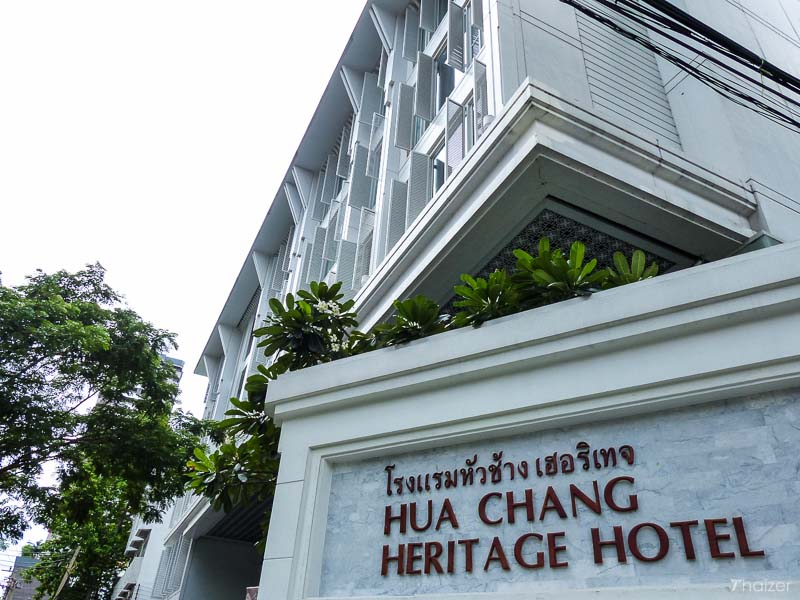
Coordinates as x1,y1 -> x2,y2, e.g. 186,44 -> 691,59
380,443 -> 763,576
319,392 -> 798,596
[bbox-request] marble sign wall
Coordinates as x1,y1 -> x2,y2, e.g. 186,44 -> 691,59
319,389 -> 800,596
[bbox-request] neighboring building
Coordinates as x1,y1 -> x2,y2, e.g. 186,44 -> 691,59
135,1 -> 800,599
110,357 -> 188,600
2,556 -> 41,600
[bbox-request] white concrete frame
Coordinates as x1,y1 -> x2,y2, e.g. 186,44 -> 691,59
355,79 -> 758,330
259,241 -> 800,600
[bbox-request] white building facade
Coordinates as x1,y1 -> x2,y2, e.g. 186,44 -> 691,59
122,1 -> 800,598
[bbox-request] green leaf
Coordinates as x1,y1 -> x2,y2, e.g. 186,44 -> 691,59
569,241 -> 585,269
631,250 -> 646,278
538,237 -> 550,255
612,251 -> 630,276
578,258 -> 597,282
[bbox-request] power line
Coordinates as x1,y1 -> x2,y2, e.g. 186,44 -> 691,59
638,0 -> 800,93
557,0 -> 800,134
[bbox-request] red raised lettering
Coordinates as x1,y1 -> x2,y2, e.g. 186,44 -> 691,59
384,504 -> 407,535
547,531 -> 569,568
591,526 -> 627,564
483,536 -> 511,571
628,522 -> 669,562
506,489 -> 535,524
478,492 -> 503,525
604,477 -> 638,513
705,518 -> 735,559
513,533 -> 544,569
381,544 -> 405,576
669,520 -> 699,560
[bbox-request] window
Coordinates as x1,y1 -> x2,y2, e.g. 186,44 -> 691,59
413,115 -> 428,147
368,151 -> 380,209
234,366 -> 246,400
434,38 -> 466,114
463,96 -> 476,153
463,0 -> 482,65
435,0 -> 449,28
431,140 -> 447,195
322,258 -> 334,279
137,530 -> 151,557
434,47 -> 455,112
333,173 -> 344,198
418,27 -> 430,52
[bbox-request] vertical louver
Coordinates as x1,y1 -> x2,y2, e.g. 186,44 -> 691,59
350,144 -> 373,208
575,8 -> 681,145
377,49 -> 388,89
359,73 -> 382,127
406,152 -> 431,228
353,208 -> 375,288
301,242 -> 313,285
402,6 -> 419,63
291,166 -> 314,207
322,204 -> 340,262
336,118 -> 353,178
472,0 -> 484,31
320,153 -> 338,205
283,182 -> 303,225
446,99 -> 465,176
386,180 -> 408,253
394,83 -> 415,151
340,205 -> 361,243
447,1 -> 465,71
420,0 -> 437,32
341,66 -> 365,113
307,227 -> 327,284
311,171 -> 327,221
353,232 -> 373,289
152,545 -> 172,597
415,52 -> 435,122
470,0 -> 484,60
272,244 -> 287,291
333,204 -> 346,242
474,60 -> 489,138
281,227 -> 294,273
168,537 -> 191,595
366,114 -> 385,179
471,25 -> 482,60
369,4 -> 395,53
337,241 -> 358,298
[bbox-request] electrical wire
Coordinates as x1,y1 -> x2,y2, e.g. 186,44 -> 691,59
579,0 -> 800,126
594,0 -> 800,109
557,0 -> 800,134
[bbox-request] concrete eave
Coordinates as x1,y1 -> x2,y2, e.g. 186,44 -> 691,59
352,80 -> 758,331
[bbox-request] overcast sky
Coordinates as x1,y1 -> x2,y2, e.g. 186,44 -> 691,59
0,0 -> 365,557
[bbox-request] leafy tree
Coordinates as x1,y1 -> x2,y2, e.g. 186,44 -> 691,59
0,263 -> 206,597
187,394 -> 279,553
21,462 -> 134,600
186,282 -> 357,549
187,238 -> 663,549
